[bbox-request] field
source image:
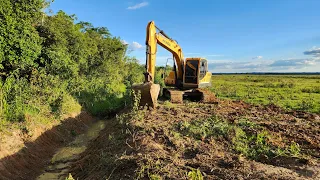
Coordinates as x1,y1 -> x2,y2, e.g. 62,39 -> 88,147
210,75 -> 320,113
68,97 -> 320,179
0,75 -> 319,180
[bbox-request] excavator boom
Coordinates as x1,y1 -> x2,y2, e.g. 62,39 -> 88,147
145,21 -> 184,83
133,21 -> 185,108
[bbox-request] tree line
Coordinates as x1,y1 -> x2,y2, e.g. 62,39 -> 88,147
0,0 -> 145,126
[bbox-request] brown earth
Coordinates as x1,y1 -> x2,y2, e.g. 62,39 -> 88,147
0,99 -> 319,180
68,99 -> 320,179
0,112 -> 96,180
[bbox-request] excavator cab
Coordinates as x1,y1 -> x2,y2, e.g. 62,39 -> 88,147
183,58 -> 211,89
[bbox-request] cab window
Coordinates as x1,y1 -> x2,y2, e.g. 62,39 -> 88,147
199,59 -> 207,79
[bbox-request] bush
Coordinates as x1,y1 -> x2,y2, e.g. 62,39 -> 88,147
0,1 -> 144,125
298,96 -> 315,111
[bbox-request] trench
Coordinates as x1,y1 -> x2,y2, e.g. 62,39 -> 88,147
0,112 -> 112,180
37,120 -> 107,180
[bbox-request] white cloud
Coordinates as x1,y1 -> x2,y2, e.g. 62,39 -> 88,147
130,41 -> 143,50
122,40 -> 144,52
208,60 -> 271,71
303,60 -> 316,65
127,2 -> 149,10
121,40 -> 129,45
208,55 -> 320,73
252,56 -> 263,60
269,58 -> 319,67
304,47 -> 320,57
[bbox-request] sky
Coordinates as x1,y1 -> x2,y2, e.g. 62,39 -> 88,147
49,0 -> 320,73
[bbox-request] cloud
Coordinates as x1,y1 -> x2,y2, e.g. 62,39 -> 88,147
121,40 -> 129,45
127,2 -> 149,10
208,47 -> 320,72
269,58 -> 318,67
130,41 -> 143,50
252,56 -> 263,60
122,40 -> 144,52
304,47 -> 320,57
208,58 -> 320,72
209,60 -> 270,70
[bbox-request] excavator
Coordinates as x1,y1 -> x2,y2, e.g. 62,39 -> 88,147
132,21 -> 214,108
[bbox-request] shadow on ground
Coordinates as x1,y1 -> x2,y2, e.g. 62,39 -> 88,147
0,112 -> 95,180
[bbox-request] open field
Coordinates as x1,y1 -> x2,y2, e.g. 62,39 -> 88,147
210,75 -> 320,113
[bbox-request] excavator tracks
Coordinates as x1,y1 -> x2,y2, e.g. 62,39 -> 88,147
164,88 -> 217,104
198,89 -> 217,103
168,90 -> 184,103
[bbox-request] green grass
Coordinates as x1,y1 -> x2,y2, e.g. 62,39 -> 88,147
176,116 -> 301,161
210,75 -> 320,113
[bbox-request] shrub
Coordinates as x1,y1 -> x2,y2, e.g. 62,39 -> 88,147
187,169 -> 203,180
298,96 -> 315,111
176,116 -> 232,140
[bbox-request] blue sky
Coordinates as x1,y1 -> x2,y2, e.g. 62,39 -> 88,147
50,0 -> 320,72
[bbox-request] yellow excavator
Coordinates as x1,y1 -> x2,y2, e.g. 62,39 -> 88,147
133,21 -> 214,108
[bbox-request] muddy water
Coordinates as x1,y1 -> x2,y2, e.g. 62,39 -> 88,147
37,120 -> 107,180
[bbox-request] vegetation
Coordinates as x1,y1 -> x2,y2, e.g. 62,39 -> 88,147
0,0 -> 144,132
50,85 -> 319,179
210,75 -> 320,113
176,116 -> 300,161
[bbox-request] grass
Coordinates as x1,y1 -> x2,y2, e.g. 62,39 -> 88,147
176,116 -> 301,161
187,168 -> 203,180
210,75 -> 320,113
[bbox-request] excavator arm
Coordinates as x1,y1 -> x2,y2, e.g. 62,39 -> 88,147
145,21 -> 184,83
132,21 -> 190,108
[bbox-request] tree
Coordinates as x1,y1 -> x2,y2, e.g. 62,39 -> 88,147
0,0 -> 43,79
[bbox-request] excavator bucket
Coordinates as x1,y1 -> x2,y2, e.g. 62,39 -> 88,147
132,82 -> 160,109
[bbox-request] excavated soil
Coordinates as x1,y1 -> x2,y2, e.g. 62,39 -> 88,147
68,99 -> 319,179
0,99 -> 319,180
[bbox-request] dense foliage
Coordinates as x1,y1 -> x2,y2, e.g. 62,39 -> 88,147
0,0 -> 144,128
